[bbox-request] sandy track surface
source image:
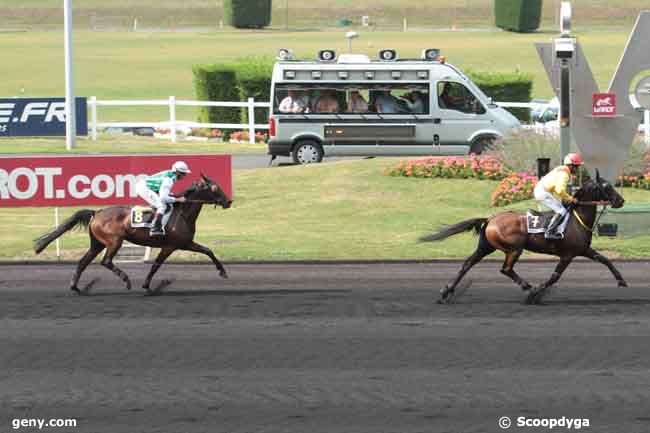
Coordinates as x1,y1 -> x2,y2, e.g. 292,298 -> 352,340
2,261 -> 650,432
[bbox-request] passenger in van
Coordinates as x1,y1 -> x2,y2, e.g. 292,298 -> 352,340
279,90 -> 309,113
313,90 -> 339,113
374,90 -> 403,114
439,83 -> 464,111
400,91 -> 426,114
347,91 -> 368,113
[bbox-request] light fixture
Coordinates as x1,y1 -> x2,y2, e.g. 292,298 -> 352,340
311,71 -> 322,79
338,71 -> 349,79
379,49 -> 397,61
277,48 -> 294,61
391,70 -> 401,79
318,49 -> 337,62
421,48 -> 440,61
365,71 -> 374,79
284,70 -> 296,79
417,70 -> 429,79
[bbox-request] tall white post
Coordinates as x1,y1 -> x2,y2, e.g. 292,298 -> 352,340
169,95 -> 177,143
248,97 -> 256,144
90,96 -> 97,141
64,0 -> 76,151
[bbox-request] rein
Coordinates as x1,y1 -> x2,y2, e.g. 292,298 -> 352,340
571,202 -> 609,232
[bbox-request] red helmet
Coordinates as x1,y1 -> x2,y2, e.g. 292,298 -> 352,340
563,153 -> 584,166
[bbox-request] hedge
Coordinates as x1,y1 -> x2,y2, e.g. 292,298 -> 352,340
235,57 -> 274,125
494,0 -> 543,33
192,63 -> 240,139
224,0 -> 272,29
467,70 -> 534,122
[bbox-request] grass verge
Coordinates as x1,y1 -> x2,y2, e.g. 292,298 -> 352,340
3,158 -> 650,261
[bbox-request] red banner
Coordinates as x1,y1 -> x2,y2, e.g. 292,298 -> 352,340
592,93 -> 617,117
0,154 -> 231,207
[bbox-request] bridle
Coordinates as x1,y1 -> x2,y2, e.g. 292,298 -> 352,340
571,180 -> 612,232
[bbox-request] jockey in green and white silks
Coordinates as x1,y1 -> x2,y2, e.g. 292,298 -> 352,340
135,161 -> 191,235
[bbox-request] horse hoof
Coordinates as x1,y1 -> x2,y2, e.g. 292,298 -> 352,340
220,270 -> 228,279
70,286 -> 80,294
618,280 -> 628,288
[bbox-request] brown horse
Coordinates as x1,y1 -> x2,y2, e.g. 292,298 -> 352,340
34,174 -> 232,295
420,174 -> 626,304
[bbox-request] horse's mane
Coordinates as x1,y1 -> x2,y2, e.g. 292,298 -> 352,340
573,179 -> 600,201
178,180 -> 205,198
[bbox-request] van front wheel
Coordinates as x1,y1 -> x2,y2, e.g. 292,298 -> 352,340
292,140 -> 324,164
470,135 -> 496,155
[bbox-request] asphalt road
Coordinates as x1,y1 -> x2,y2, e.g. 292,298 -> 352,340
2,261 -> 650,433
233,154 -> 364,170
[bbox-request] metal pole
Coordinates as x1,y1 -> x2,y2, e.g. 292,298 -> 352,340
64,0 -> 76,151
55,207 -> 61,259
559,63 -> 571,160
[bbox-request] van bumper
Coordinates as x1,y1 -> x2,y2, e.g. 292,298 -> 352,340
268,138 -> 292,157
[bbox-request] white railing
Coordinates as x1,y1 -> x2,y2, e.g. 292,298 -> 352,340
88,97 -> 650,145
89,96 -> 271,144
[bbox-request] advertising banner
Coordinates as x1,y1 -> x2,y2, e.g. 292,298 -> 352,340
0,97 -> 87,136
591,93 -> 617,117
0,155 -> 231,207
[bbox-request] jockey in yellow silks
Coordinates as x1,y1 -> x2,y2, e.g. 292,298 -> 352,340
533,153 -> 583,238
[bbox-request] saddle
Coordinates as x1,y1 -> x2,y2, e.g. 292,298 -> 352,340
130,206 -> 156,228
130,205 -> 173,230
526,209 -> 570,236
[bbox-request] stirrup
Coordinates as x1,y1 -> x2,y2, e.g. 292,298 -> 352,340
544,230 -> 563,240
149,227 -> 165,236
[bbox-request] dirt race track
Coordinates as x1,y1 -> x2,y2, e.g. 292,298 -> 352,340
2,261 -> 650,433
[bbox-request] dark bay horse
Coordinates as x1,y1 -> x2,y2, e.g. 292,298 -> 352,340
421,174 -> 626,304
34,175 -> 232,295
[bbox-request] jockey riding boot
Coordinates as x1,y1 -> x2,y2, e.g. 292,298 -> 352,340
545,212 -> 564,239
150,213 -> 164,236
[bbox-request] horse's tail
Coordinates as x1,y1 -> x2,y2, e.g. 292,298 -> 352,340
34,209 -> 96,254
419,218 -> 488,242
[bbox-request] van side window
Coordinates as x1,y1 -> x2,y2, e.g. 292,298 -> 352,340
438,81 -> 485,114
273,84 -> 429,115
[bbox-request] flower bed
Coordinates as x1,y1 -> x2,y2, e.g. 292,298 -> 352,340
385,155 -> 540,207
384,155 -> 506,181
491,172 -> 538,207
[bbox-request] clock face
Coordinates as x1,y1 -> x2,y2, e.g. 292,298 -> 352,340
634,76 -> 650,110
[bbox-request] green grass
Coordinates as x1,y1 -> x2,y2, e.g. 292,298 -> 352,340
4,158 -> 650,261
0,135 -> 265,155
4,1 -> 647,29
0,29 -> 635,124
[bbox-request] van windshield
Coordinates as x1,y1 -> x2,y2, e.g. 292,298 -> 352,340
273,83 -> 430,115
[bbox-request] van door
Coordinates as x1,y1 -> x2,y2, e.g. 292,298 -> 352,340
435,81 -> 492,154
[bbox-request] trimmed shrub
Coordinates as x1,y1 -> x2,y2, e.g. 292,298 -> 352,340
192,63 -> 240,139
467,70 -> 534,122
224,0 -> 272,29
494,0 -> 542,33
234,57 -> 274,125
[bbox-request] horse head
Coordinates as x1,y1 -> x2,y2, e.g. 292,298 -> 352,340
197,173 -> 232,209
576,170 -> 625,208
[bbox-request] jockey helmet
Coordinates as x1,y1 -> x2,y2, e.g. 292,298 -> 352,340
563,153 -> 584,166
172,161 -> 191,174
